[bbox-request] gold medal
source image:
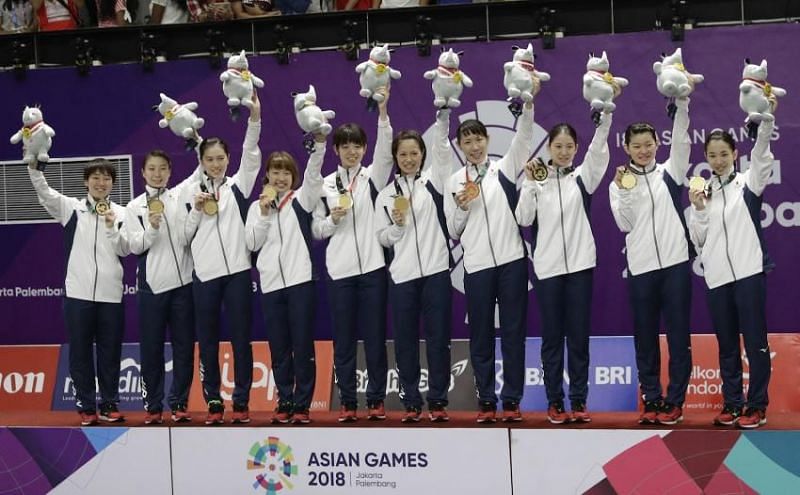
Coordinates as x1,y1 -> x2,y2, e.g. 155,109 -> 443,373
148,198 -> 164,214
393,196 -> 410,213
338,193 -> 353,209
203,198 -> 219,215
262,185 -> 278,202
688,176 -> 706,193
532,163 -> 549,181
95,199 -> 111,215
620,171 -> 637,190
463,181 -> 480,201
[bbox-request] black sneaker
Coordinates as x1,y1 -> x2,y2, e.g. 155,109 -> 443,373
99,403 -> 125,423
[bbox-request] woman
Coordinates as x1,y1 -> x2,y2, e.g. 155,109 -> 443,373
179,93 -> 262,425
515,112 -> 612,424
374,112 -> 452,423
125,150 -> 200,424
688,103 -> 777,429
244,133 -> 326,425
443,91 -> 536,424
608,96 -> 693,426
28,159 -> 130,425
312,87 -> 393,422
0,0 -> 35,33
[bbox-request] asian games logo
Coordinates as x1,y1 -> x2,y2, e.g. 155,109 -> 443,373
247,436 -> 298,494
421,100 -> 549,297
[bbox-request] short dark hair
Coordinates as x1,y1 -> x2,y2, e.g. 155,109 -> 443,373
199,137 -> 230,159
705,130 -> 737,153
624,122 -> 657,145
142,150 -> 172,170
391,130 -> 427,170
456,119 -> 487,144
548,123 -> 578,145
333,123 -> 367,148
264,151 -> 300,190
84,158 -> 116,183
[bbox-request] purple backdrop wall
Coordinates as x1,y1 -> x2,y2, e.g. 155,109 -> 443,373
1,23 -> 798,345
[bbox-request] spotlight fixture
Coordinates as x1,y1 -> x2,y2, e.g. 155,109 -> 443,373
340,19 -> 360,61
415,15 -> 433,57
670,0 -> 688,42
274,24 -> 291,65
74,37 -> 95,76
206,29 -> 226,70
537,7 -> 556,50
11,40 -> 33,80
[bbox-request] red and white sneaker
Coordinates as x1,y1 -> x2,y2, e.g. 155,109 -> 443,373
338,405 -> 358,423
367,401 -> 387,421
205,400 -> 224,425
231,404 -> 250,424
571,402 -> 592,423
79,411 -> 99,426
736,408 -> 767,429
144,410 -> 163,425
171,405 -> 192,423
99,404 -> 125,423
401,407 -> 422,423
638,399 -> 662,425
476,402 -> 497,424
502,402 -> 523,422
713,404 -> 743,426
429,405 -> 450,423
271,403 -> 293,424
291,410 -> 311,424
656,403 -> 683,425
547,402 -> 570,425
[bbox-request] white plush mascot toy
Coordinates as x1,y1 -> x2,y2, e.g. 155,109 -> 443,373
582,51 -> 628,119
424,48 -> 473,109
503,43 -> 550,103
355,43 -> 401,105
294,84 -> 336,136
10,106 -> 56,166
653,47 -> 704,98
739,58 -> 786,138
220,50 -> 265,119
155,93 -> 205,149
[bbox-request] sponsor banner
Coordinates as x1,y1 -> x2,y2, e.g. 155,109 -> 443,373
0,345 -> 60,411
330,339 -> 475,411
511,430 -> 800,494
188,341 -> 333,412
509,337 -> 638,411
52,342 -> 173,411
661,333 -> 800,413
172,427 -> 511,495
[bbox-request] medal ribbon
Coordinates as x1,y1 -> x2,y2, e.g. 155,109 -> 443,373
276,190 -> 295,211
465,162 -> 488,187
335,168 -> 359,195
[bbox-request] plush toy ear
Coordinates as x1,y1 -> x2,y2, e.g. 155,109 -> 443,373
456,51 -> 464,56
151,104 -> 160,112
290,92 -> 298,98
589,51 -> 594,57
744,57 -> 751,65
511,45 -> 520,51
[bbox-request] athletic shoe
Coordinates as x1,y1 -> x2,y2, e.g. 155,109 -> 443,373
144,410 -> 163,425
271,402 -> 293,424
638,399 -> 662,425
502,402 -> 523,422
547,402 -> 570,424
205,400 -> 224,425
79,411 -> 99,426
367,401 -> 387,421
231,403 -> 250,424
338,404 -> 358,423
656,402 -> 683,425
571,402 -> 592,423
476,401 -> 497,424
99,403 -> 125,423
429,404 -> 450,423
401,407 -> 422,423
713,404 -> 743,426
291,410 -> 311,424
171,405 -> 192,423
736,408 -> 767,429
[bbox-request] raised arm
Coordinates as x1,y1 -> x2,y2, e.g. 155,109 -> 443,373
298,138 -> 327,212
665,97 -> 691,184
497,102 -> 534,181
27,167 -> 78,225
367,87 -> 395,188
577,112 -> 613,194
745,119 -> 775,196
429,109 -> 454,194
231,97 -> 263,197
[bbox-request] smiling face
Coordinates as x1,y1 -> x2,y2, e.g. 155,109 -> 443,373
549,133 -> 578,168
395,138 -> 424,177
267,168 -> 293,193
705,139 -> 738,176
335,142 -> 366,170
624,132 -> 658,167
85,171 -> 113,201
458,132 -> 489,166
201,144 -> 230,180
142,155 -> 171,189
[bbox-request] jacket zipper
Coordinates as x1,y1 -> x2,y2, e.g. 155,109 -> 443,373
276,209 -> 287,287
162,209 -> 184,286
478,180 -> 498,267
349,170 -> 364,274
643,173 -> 663,268
93,213 -> 99,301
406,178 -> 425,277
720,186 -> 737,280
556,173 -> 570,273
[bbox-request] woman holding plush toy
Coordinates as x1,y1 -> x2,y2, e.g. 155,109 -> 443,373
687,98 -> 778,429
608,96 -> 693,427
515,111 -> 613,425
178,92 -> 262,425
244,133 -> 327,425
374,110 -> 453,423
311,86 -> 393,423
